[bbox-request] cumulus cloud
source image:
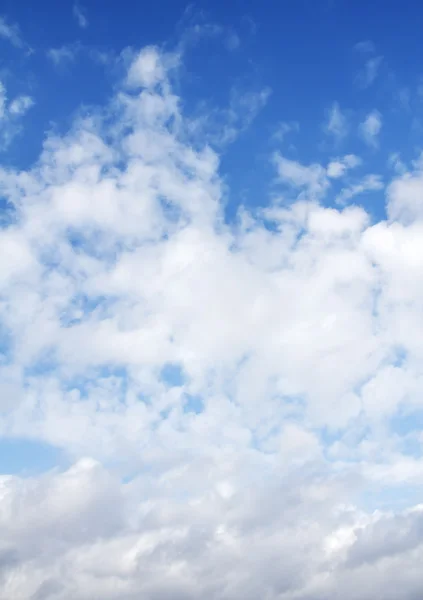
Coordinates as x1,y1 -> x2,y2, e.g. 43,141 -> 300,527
1,44 -> 423,599
126,46 -> 173,88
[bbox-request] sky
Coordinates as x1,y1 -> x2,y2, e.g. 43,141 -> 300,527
0,0 -> 423,598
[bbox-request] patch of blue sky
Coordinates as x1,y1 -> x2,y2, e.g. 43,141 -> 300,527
0,437 -> 68,476
66,227 -> 122,260
391,409 -> 423,440
160,362 -> 185,388
0,325 -> 13,363
159,195 -> 184,225
398,435 -> 423,460
23,349 -> 60,379
183,394 -> 203,415
59,364 -> 129,404
392,346 -> 408,368
59,292 -> 112,327
362,484 -> 423,513
0,194 -> 16,227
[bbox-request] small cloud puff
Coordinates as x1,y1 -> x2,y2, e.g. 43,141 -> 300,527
359,110 -> 382,147
126,47 -> 171,88
8,95 -> 34,116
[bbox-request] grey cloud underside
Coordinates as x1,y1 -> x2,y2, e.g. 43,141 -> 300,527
0,47 -> 423,598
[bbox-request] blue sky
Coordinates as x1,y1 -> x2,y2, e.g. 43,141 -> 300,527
2,0 -> 422,188
1,1 -> 423,598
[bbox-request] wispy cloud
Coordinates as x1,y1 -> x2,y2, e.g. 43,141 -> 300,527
0,15 -> 24,48
359,109 -> 382,147
274,153 -> 361,201
73,3 -> 88,29
354,41 -> 383,89
336,173 -> 383,204
272,120 -> 299,143
354,40 -> 375,54
188,84 -> 271,147
47,43 -> 81,66
356,56 -> 383,88
0,80 -> 34,149
324,102 -> 349,141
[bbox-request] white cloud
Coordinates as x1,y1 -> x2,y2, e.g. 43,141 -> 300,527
388,152 -> 407,175
353,41 -> 382,88
0,81 -> 34,149
275,153 -> 361,200
1,45 -> 423,598
324,102 -> 349,141
8,95 -> 33,116
336,173 -> 384,204
0,15 -> 24,48
47,43 -> 81,66
359,109 -> 382,147
275,154 -> 329,199
272,120 -> 299,142
47,43 -> 115,68
386,155 -> 423,224
356,55 -> 383,88
327,154 -> 361,178
73,2 -> 88,28
126,46 -> 170,88
188,84 -> 271,147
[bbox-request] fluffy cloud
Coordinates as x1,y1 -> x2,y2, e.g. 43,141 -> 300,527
0,44 -> 423,599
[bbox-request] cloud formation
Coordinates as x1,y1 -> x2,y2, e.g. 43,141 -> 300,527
73,3 -> 88,29
0,44 -> 423,599
324,102 -> 349,141
359,109 -> 382,147
0,15 -> 24,48
0,80 -> 34,149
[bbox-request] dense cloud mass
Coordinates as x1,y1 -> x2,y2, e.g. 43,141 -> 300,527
1,46 -> 423,599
